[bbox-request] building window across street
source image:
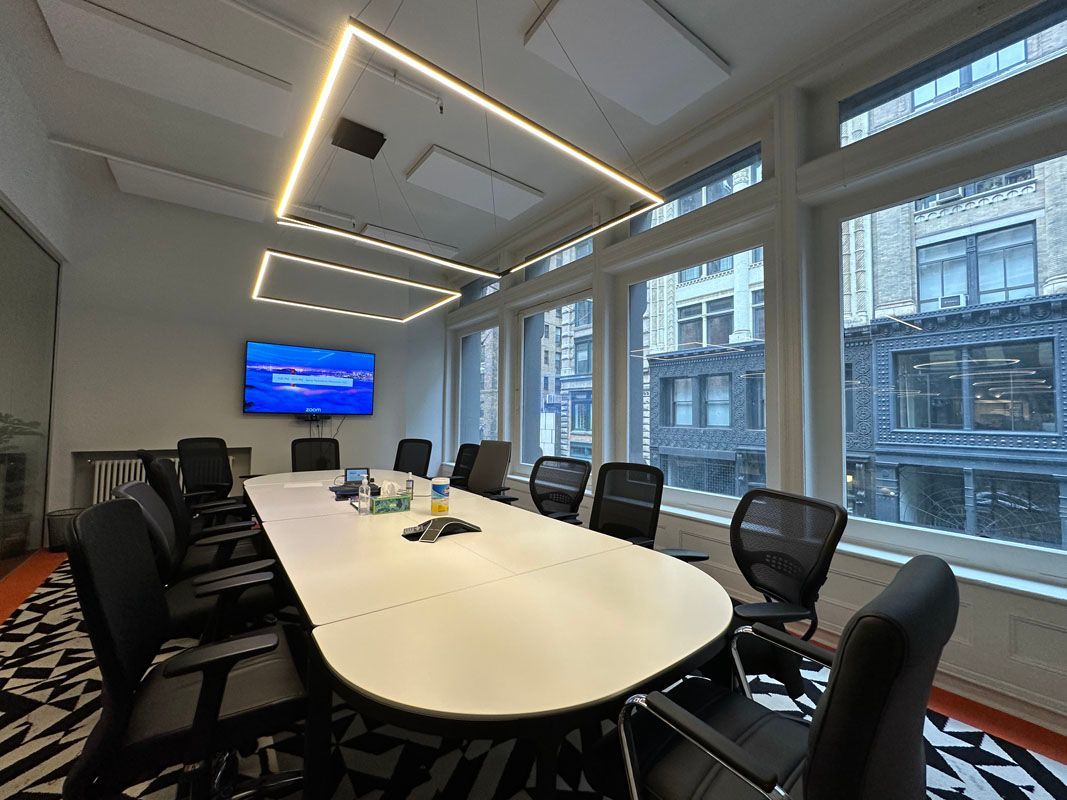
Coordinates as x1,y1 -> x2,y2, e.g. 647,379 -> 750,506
917,222 -> 1036,312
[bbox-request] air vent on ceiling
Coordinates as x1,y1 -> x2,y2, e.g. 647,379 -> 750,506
332,118 -> 386,160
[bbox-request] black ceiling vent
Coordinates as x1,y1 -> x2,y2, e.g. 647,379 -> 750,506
331,118 -> 386,159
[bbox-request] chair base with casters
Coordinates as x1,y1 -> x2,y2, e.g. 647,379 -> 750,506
585,555 -> 959,800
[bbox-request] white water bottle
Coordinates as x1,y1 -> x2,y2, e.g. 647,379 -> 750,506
358,477 -> 371,516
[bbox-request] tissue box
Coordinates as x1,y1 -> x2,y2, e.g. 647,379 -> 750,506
370,492 -> 412,515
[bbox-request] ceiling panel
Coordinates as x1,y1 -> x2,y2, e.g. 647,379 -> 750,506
405,145 -> 544,220
107,159 -> 269,222
37,0 -> 292,135
524,0 -> 729,125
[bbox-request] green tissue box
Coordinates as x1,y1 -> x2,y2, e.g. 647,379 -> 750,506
370,492 -> 412,515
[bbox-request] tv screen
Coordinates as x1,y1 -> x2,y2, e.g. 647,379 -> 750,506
243,341 -> 375,415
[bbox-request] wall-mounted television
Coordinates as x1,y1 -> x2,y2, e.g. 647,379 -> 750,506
243,340 -> 375,416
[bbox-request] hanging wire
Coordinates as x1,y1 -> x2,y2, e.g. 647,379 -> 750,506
474,0 -> 500,236
370,158 -> 385,226
526,0 -> 650,186
383,152 -> 429,241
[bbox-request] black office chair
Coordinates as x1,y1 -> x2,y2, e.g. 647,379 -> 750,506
139,448 -> 246,521
144,457 -> 261,573
589,463 -> 707,562
449,442 -> 480,488
63,499 -> 303,800
393,438 -> 433,477
114,481 -> 276,640
465,439 -> 517,503
588,555 -> 959,800
715,489 -> 848,698
291,437 -> 340,472
529,456 -> 591,524
178,437 -> 241,501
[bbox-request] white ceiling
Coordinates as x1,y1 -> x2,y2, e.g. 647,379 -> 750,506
2,0 -> 913,284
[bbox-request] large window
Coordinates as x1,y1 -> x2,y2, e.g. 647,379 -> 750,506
631,145 -> 762,235
841,153 -> 1067,552
521,298 -> 593,464
840,6 -> 1067,144
628,246 -> 766,500
458,327 -> 499,445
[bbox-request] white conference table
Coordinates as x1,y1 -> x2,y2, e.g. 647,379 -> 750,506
244,469 -> 733,798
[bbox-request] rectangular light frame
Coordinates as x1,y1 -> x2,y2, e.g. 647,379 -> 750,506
251,249 -> 461,323
275,17 -> 664,278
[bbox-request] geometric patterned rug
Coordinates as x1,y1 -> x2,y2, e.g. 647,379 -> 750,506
1,563 -> 1064,799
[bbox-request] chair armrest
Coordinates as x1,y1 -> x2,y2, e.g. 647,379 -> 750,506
191,500 -> 248,515
163,631 -> 278,677
546,511 -> 581,524
734,601 -> 812,624
622,692 -> 781,797
656,547 -> 709,563
193,571 -> 272,599
193,528 -> 261,548
737,623 -> 835,668
191,559 -> 276,586
449,476 -> 468,488
198,519 -> 256,537
184,490 -> 217,502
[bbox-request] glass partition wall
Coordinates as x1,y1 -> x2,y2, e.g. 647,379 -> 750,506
0,209 -> 59,568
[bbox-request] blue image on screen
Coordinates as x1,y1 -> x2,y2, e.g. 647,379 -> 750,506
243,341 -> 375,415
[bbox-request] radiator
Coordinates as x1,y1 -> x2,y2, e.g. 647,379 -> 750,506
89,456 -> 234,504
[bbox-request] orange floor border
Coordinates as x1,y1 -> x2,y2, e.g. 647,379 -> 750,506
0,549 -> 66,623
928,686 -> 1067,762
1,553 -> 1064,763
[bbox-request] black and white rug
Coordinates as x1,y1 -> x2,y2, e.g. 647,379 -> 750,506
0,564 -> 1064,799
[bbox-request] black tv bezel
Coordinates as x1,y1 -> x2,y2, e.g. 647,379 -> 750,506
242,339 -> 376,417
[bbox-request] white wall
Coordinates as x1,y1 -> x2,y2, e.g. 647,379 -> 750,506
44,163 -> 447,513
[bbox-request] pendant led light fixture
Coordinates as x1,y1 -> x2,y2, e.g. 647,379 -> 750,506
274,17 -> 664,278
252,249 -> 461,323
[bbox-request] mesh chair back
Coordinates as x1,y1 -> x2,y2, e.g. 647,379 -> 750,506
730,489 -> 847,610
451,443 -> 480,483
144,458 -> 196,550
530,456 -> 592,517
292,437 -> 340,472
393,438 -> 433,477
589,463 -> 664,543
805,555 -> 958,799
112,481 -> 181,583
177,437 -> 234,500
67,500 -> 169,700
466,440 -> 511,494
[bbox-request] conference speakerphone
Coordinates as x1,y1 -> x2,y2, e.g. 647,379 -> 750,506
403,518 -> 481,543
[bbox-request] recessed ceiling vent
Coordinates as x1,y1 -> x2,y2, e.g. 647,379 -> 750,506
332,118 -> 386,160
